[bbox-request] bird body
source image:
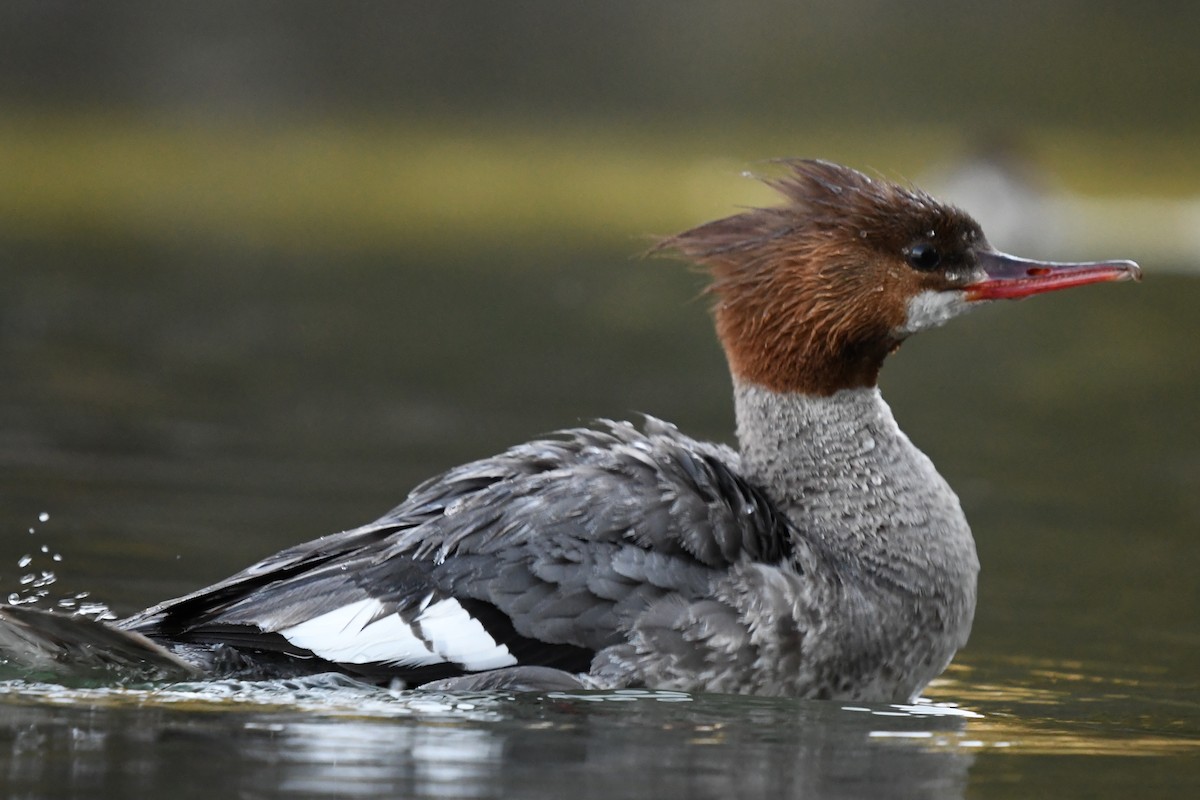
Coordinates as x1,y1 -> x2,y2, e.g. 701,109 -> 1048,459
0,160 -> 1140,700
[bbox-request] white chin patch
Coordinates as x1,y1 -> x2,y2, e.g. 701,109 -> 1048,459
279,596 -> 517,671
894,289 -> 974,336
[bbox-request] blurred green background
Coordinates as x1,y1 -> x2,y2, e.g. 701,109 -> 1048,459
1,0 -> 1199,256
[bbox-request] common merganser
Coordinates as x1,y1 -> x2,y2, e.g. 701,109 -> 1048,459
0,160 -> 1140,700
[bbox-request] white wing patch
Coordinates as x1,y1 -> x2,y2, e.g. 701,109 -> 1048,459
278,596 -> 517,670
279,598 -> 439,666
417,599 -> 518,671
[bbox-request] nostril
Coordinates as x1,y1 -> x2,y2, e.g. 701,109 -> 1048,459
1027,267 -> 1051,277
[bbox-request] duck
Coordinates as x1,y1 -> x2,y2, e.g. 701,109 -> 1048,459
0,159 -> 1140,700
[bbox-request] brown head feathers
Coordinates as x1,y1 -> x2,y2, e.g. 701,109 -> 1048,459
658,159 -> 986,396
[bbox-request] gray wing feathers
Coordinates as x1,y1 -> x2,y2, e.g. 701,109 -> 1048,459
592,562 -> 821,694
121,417 -> 799,685
385,418 -> 792,651
391,418 -> 787,567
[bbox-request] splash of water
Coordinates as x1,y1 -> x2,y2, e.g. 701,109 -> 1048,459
4,512 -> 116,621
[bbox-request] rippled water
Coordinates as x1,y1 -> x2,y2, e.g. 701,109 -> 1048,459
0,678 -> 982,799
1,235 -> 1197,798
0,664 -> 1194,799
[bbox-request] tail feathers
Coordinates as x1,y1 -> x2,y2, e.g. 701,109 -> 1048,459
0,605 -> 201,682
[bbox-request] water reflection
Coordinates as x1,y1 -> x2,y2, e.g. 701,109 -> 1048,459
0,681 -> 981,799
6,648 -> 1196,797
249,719 -> 504,797
928,661 -> 1200,758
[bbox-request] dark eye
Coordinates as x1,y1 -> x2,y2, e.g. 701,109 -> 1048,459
905,243 -> 942,271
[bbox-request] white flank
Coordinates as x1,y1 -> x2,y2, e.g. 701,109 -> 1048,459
279,598 -> 443,666
894,289 -> 973,336
417,599 -> 517,671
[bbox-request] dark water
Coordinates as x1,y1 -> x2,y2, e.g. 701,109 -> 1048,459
1,235 -> 1197,798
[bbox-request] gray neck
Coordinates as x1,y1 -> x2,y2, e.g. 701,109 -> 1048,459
733,379 -> 979,592
732,379 -> 980,695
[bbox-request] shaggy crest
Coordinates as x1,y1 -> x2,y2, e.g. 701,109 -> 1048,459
657,159 -> 985,395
